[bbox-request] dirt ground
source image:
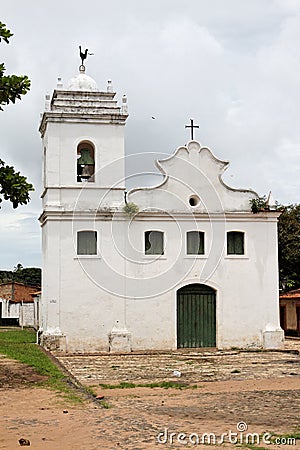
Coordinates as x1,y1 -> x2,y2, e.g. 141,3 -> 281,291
1,340 -> 300,450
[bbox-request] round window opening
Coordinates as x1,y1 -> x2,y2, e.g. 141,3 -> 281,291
189,195 -> 200,207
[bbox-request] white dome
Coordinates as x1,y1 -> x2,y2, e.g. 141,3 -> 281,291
67,66 -> 98,92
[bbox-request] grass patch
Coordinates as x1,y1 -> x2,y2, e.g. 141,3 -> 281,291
286,434 -> 300,440
244,446 -> 269,450
85,385 -> 98,397
99,400 -> 112,409
241,430 -> 300,449
99,381 -> 198,390
267,430 -> 300,444
0,328 -> 83,402
0,329 -> 63,379
275,431 -> 300,440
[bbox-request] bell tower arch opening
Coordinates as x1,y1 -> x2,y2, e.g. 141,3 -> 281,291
77,141 -> 95,182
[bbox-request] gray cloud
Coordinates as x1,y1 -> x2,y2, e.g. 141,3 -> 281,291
0,0 -> 299,268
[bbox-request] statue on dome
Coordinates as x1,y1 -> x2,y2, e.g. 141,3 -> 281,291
79,46 -> 88,66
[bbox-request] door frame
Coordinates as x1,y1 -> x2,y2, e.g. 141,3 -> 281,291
176,282 -> 218,348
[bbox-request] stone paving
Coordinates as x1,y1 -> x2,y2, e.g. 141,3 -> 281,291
50,341 -> 300,448
56,340 -> 300,386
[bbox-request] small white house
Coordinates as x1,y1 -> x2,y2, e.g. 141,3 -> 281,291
38,62 -> 284,352
0,282 -> 40,328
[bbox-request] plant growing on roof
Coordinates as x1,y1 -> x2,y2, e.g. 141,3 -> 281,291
250,196 -> 268,214
122,190 -> 139,218
123,202 -> 139,219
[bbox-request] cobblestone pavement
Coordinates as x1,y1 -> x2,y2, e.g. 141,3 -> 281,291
53,340 -> 300,449
56,340 -> 300,386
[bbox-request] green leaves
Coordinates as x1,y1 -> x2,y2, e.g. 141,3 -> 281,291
123,202 -> 139,218
278,204 -> 300,291
0,22 -> 13,44
0,21 -> 30,110
0,159 -> 34,208
0,266 -> 41,286
0,21 -> 33,208
250,199 -> 300,290
0,72 -> 31,110
250,196 -> 267,213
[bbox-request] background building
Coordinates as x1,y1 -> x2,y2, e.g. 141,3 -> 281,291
280,289 -> 300,336
0,282 -> 40,327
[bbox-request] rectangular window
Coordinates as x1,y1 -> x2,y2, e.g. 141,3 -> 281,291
77,231 -> 97,255
187,231 -> 205,255
227,231 -> 244,255
145,231 -> 164,255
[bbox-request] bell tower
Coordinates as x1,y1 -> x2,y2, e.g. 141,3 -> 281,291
39,58 -> 128,349
39,64 -> 128,210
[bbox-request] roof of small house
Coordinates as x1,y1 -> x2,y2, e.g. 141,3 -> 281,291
31,291 -> 42,296
280,288 -> 300,299
0,281 -> 38,286
0,282 -> 41,303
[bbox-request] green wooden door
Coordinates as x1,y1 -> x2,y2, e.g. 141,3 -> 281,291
177,284 -> 216,348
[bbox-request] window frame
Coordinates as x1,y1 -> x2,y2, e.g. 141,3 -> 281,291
226,231 -> 246,257
76,230 -> 98,256
186,230 -> 205,256
144,230 -> 165,256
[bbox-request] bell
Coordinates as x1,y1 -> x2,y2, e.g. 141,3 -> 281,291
80,164 -> 93,179
77,148 -> 94,165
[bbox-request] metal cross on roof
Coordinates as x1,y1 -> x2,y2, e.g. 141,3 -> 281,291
185,118 -> 199,140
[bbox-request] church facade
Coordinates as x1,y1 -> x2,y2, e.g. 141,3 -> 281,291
39,64 -> 284,353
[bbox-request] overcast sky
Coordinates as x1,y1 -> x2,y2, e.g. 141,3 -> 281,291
0,0 -> 300,270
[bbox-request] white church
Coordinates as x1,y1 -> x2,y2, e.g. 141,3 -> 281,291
38,59 -> 284,353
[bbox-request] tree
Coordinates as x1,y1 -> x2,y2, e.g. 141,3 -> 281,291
0,264 -> 41,286
278,204 -> 300,291
13,263 -> 23,272
0,21 -> 33,208
19,267 -> 41,287
0,22 -> 30,109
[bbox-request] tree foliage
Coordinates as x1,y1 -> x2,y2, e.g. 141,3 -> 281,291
278,204 -> 300,291
0,159 -> 34,208
0,22 -> 30,110
0,21 -> 33,208
0,22 -> 13,43
0,264 -> 41,287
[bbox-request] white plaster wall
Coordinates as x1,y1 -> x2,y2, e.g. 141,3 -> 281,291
123,216 -> 279,350
7,302 -> 19,318
34,297 -> 40,329
41,211 -> 280,351
19,304 -> 35,327
44,122 -> 125,189
0,299 -> 9,317
0,300 -> 35,327
42,187 -> 124,211
130,142 -> 258,214
40,110 -> 281,352
41,219 -> 61,332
